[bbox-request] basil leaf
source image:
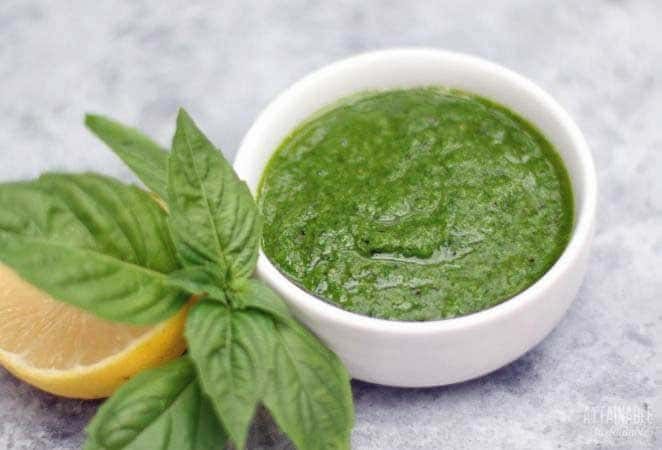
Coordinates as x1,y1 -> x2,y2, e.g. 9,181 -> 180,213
0,174 -> 187,324
230,278 -> 293,325
85,114 -> 170,200
84,357 -> 227,450
167,264 -> 228,303
185,300 -> 275,449
167,109 -> 261,280
264,321 -> 354,450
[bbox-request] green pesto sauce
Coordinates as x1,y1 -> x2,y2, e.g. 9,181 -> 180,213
258,87 -> 573,321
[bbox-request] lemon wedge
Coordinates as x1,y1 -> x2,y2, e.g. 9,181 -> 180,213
0,264 -> 190,399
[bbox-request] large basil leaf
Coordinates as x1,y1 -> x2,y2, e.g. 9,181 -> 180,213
185,300 -> 275,449
167,109 -> 261,280
85,114 -> 170,200
0,173 -> 187,324
229,278 -> 293,325
84,357 -> 227,450
264,321 -> 354,450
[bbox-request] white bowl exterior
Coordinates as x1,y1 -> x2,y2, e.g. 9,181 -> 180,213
234,49 -> 597,387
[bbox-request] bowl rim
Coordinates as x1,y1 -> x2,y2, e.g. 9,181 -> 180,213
235,47 -> 597,335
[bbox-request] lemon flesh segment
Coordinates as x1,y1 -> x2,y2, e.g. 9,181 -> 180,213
0,264 -> 189,399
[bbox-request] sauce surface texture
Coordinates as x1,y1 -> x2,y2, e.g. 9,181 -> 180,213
258,88 -> 573,321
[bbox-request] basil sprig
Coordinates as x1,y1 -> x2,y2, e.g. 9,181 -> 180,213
0,109 -> 354,449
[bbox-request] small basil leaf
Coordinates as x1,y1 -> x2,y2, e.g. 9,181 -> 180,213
84,357 -> 227,450
264,321 -> 354,450
166,264 -> 228,302
167,109 -> 261,279
185,300 -> 275,449
229,278 -> 293,325
0,174 -> 187,324
85,114 -> 170,200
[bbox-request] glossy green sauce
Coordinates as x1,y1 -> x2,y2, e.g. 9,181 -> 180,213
258,88 -> 573,321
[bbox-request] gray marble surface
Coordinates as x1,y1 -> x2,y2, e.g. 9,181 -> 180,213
0,0 -> 659,449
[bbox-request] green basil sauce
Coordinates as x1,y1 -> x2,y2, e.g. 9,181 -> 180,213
258,88 -> 573,321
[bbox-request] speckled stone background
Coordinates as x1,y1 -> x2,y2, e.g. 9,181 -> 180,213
0,0 -> 659,449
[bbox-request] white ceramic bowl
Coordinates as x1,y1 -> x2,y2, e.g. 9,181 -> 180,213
234,48 -> 597,387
